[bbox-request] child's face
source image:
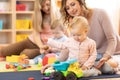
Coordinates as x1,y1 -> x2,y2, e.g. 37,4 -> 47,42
52,28 -> 63,39
41,0 -> 50,14
71,25 -> 87,42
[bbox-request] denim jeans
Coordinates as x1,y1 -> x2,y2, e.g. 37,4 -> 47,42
96,53 -> 103,61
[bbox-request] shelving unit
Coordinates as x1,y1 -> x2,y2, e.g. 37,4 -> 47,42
0,0 -> 35,46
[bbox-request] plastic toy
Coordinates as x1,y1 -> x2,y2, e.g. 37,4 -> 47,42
42,53 -> 57,66
43,59 -> 83,80
6,54 -> 28,63
5,62 -> 31,71
28,77 -> 35,80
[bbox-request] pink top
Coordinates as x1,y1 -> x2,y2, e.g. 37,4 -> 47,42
28,30 -> 53,45
47,37 -> 97,69
40,31 -> 53,44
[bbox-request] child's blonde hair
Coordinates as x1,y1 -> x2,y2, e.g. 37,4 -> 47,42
70,16 -> 89,31
51,19 -> 65,31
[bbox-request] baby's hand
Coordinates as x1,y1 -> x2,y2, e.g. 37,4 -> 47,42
41,64 -> 51,74
40,45 -> 49,54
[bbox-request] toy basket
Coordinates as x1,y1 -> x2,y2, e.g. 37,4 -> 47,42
16,20 -> 32,29
16,34 -> 28,42
0,20 -> 3,30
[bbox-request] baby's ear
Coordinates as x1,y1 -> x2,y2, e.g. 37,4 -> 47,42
85,29 -> 88,33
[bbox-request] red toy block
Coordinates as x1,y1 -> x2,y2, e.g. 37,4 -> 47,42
42,53 -> 57,66
6,64 -> 10,69
28,77 -> 35,80
16,4 -> 26,11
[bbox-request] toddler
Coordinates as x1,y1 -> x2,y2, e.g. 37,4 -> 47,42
41,16 -> 101,77
28,20 -> 68,64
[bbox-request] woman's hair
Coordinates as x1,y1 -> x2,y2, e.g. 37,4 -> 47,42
60,0 -> 92,24
70,16 -> 89,31
32,0 -> 42,32
33,0 -> 51,32
51,19 -> 65,31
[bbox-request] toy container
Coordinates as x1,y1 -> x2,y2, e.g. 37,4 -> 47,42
16,34 -> 28,42
0,20 -> 3,30
16,20 -> 32,29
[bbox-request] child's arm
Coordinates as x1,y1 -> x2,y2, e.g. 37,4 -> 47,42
82,41 -> 97,69
47,38 -> 67,49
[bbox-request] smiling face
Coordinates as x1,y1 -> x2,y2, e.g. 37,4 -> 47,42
65,0 -> 82,17
41,0 -> 50,15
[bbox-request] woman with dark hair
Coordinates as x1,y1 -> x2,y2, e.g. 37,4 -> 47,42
60,0 -> 120,74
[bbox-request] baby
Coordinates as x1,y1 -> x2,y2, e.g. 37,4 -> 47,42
41,16 -> 101,77
28,20 -> 68,64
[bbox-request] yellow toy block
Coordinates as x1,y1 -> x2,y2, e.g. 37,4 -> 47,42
16,34 -> 28,42
48,57 -> 56,64
16,20 -> 32,29
6,55 -> 20,62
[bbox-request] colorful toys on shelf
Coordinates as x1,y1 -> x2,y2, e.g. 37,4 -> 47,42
42,53 -> 57,66
16,4 -> 26,11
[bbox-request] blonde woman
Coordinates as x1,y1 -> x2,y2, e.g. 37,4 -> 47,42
59,0 -> 120,74
0,0 -> 53,59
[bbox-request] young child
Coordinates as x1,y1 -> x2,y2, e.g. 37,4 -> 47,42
28,20 -> 68,64
41,16 -> 101,77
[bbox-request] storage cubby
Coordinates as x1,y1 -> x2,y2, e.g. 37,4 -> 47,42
0,0 -> 35,46
0,14 -> 12,29
0,32 -> 12,44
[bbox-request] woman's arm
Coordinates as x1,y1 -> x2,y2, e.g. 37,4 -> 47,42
100,9 -> 117,59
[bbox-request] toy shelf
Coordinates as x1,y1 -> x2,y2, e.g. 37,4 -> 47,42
0,0 -> 35,46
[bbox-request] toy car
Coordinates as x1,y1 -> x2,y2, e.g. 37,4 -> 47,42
44,59 -> 83,80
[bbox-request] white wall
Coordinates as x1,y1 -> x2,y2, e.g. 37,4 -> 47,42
86,0 -> 120,34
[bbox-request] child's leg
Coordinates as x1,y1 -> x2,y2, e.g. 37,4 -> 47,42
82,67 -> 101,77
100,62 -> 116,74
0,38 -> 39,57
29,54 -> 44,64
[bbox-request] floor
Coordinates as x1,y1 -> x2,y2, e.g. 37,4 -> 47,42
92,78 -> 120,80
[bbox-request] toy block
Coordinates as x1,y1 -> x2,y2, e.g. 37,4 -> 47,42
6,55 -> 20,62
0,20 -> 3,30
42,53 -> 57,66
16,20 -> 32,29
16,4 -> 26,11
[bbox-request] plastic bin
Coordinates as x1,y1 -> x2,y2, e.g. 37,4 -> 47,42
0,20 -> 3,30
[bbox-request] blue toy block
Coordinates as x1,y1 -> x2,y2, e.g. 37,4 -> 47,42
0,20 -> 3,30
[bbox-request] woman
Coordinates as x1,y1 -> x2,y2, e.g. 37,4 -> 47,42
0,0 -> 53,59
60,0 -> 120,74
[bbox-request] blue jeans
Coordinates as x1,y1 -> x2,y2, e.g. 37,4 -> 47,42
96,53 -> 103,61
33,54 -> 44,64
